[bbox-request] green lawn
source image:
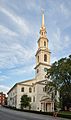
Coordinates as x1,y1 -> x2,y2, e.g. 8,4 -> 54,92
57,111 -> 71,119
59,111 -> 71,115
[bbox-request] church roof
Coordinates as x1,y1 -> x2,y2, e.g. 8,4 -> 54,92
18,78 -> 36,84
7,78 -> 36,94
7,78 -> 48,94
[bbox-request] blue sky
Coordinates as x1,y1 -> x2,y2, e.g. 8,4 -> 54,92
0,0 -> 71,94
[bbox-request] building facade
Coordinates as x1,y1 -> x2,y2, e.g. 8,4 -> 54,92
7,14 -> 54,112
0,92 -> 6,106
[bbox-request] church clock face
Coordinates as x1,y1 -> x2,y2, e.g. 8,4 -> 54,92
44,68 -> 48,72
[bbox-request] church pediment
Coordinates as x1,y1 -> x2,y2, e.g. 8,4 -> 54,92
40,95 -> 53,103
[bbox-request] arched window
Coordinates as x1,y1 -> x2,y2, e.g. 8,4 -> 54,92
21,87 -> 24,92
44,41 -> 46,46
44,54 -> 47,62
29,87 -> 32,93
38,56 -> 39,62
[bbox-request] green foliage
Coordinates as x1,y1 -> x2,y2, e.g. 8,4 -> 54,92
46,55 -> 71,110
20,94 -> 31,110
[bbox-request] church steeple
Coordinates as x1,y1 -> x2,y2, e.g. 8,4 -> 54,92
35,13 -> 51,81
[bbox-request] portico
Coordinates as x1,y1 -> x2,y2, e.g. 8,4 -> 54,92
40,97 -> 54,112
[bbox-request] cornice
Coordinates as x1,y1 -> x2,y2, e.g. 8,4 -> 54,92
35,48 -> 51,56
34,62 -> 51,69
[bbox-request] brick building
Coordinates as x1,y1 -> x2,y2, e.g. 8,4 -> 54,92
0,92 -> 6,106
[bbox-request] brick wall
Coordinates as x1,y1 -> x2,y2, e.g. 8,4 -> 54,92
0,92 -> 6,105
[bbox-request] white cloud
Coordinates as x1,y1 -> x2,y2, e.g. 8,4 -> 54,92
64,35 -> 70,43
0,85 -> 10,95
51,56 -> 58,64
9,64 -> 35,76
51,28 -> 70,53
63,35 -> 70,48
0,25 -> 18,36
0,6 -> 36,70
24,0 -> 40,11
60,3 -> 70,18
0,6 -> 30,35
0,75 -> 9,81
0,42 -> 34,69
52,28 -> 61,51
0,85 -> 10,90
12,68 -> 26,75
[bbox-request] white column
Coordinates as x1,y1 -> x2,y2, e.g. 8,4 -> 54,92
51,103 -> 52,112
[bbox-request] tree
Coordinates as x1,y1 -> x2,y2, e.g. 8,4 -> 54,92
46,80 -> 60,110
20,95 -> 31,110
46,55 -> 71,110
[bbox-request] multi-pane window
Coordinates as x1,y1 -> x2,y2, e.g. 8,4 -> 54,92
29,87 -> 32,93
44,54 -> 47,62
21,87 -> 24,92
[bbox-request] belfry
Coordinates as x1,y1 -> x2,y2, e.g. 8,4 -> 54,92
35,13 -> 51,80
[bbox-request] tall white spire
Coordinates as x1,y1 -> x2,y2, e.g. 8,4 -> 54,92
42,13 -> 45,27
40,11 -> 46,37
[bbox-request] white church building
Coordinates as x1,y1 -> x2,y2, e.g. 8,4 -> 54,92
7,14 -> 54,112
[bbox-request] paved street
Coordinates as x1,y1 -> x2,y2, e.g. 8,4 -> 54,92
0,106 -> 69,120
